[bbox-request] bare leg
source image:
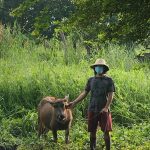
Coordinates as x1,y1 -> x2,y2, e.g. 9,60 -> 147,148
104,131 -> 110,150
90,131 -> 96,150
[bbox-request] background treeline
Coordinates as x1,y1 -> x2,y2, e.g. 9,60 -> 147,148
0,0 -> 150,150
0,0 -> 150,46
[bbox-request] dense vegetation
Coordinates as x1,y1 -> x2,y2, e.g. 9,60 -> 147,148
0,26 -> 150,150
1,0 -> 150,46
0,0 -> 150,149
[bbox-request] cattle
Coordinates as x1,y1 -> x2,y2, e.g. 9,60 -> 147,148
38,96 -> 73,144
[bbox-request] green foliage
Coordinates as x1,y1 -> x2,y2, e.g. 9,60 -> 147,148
1,0 -> 150,47
10,0 -> 75,37
70,0 -> 150,45
1,119 -> 149,150
0,26 -> 149,123
0,26 -> 150,149
0,0 -> 25,26
111,122 -> 150,150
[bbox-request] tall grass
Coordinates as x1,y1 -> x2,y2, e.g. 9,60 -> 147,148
0,25 -> 150,124
0,24 -> 150,150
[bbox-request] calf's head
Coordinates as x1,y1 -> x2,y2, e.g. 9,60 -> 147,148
53,101 -> 68,122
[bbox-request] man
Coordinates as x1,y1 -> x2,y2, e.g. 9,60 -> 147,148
68,58 -> 115,150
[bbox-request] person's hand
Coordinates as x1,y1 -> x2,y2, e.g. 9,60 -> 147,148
66,101 -> 75,109
100,107 -> 108,113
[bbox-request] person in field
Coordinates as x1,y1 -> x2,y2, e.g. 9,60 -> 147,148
68,58 -> 115,150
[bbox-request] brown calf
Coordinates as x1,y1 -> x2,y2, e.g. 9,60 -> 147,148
38,96 -> 73,143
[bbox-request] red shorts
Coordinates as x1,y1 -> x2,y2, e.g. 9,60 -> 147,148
88,111 -> 112,132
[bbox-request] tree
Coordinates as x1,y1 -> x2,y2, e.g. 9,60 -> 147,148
11,0 -> 75,38
69,0 -> 150,45
0,0 -> 25,26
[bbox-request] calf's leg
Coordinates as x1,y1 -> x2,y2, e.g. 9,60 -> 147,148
65,128 -> 70,144
52,130 -> 57,143
38,122 -> 44,137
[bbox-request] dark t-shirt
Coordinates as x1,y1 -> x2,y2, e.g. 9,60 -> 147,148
85,75 -> 115,112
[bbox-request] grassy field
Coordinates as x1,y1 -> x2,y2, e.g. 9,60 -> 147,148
0,26 -> 150,149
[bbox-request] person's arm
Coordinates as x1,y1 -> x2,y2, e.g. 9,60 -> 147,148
69,90 -> 89,108
101,92 -> 114,112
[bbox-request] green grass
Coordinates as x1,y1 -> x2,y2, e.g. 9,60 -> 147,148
1,115 -> 149,150
0,26 -> 150,149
